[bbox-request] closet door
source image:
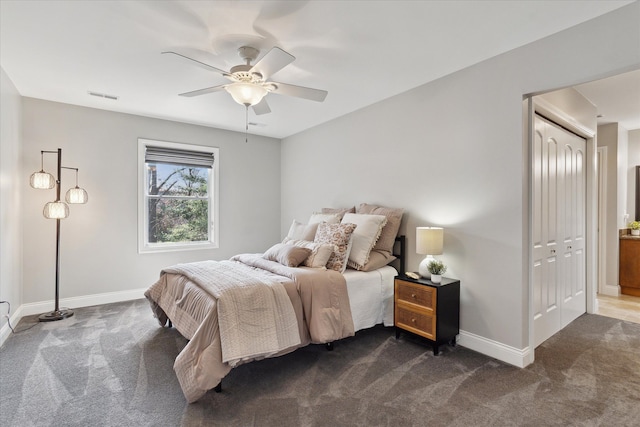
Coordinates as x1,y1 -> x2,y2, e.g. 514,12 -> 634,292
533,114 -> 586,347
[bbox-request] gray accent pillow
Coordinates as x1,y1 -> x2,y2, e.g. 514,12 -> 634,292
263,243 -> 312,267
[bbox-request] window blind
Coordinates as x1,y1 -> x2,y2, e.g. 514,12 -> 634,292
145,146 -> 215,168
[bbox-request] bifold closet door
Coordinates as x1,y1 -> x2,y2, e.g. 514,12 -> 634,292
533,114 -> 586,347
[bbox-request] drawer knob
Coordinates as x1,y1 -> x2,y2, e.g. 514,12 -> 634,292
411,318 -> 416,323
411,293 -> 416,298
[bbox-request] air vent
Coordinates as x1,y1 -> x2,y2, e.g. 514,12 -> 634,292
88,91 -> 118,100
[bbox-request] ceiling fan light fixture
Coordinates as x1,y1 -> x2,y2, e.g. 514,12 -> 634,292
225,82 -> 268,106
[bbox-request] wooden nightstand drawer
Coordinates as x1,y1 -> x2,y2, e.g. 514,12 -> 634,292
395,280 -> 435,311
395,305 -> 435,340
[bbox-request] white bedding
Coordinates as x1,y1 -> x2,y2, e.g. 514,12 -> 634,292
344,265 -> 397,331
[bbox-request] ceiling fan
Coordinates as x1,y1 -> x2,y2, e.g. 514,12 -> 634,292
163,46 -> 328,115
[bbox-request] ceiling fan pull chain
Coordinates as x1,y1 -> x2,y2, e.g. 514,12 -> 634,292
245,105 -> 249,143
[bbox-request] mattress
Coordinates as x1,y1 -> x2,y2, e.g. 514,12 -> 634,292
344,265 -> 397,331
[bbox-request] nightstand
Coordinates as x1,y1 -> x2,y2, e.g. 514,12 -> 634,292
394,275 -> 460,355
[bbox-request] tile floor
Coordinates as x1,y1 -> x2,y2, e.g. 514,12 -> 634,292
596,293 -> 640,324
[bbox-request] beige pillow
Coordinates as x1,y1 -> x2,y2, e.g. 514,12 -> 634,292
314,222 -> 357,273
359,250 -> 397,272
283,238 -> 334,268
285,220 -> 320,241
342,213 -> 387,270
263,243 -> 312,267
320,207 -> 355,221
357,203 -> 404,254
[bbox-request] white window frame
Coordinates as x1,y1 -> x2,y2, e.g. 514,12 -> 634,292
138,138 -> 219,253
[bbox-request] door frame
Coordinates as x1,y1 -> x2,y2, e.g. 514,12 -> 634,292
525,94 -> 597,364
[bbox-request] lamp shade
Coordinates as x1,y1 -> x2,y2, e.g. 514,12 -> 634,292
225,82 -> 268,106
416,227 -> 443,255
30,171 -> 56,189
43,201 -> 69,219
65,186 -> 88,204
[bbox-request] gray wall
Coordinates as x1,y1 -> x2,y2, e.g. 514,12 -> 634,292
281,3 -> 640,351
598,123 -> 624,290
21,98 -> 282,304
0,68 -> 23,331
628,129 -> 640,221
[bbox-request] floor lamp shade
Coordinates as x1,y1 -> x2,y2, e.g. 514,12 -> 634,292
30,171 -> 56,189
66,186 -> 88,204
43,201 -> 69,219
416,227 -> 444,278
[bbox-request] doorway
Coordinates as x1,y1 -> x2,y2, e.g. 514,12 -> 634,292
532,113 -> 587,347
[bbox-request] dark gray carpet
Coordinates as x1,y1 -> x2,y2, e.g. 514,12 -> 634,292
1,299 -> 639,426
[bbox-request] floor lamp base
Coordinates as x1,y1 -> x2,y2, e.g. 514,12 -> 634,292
39,309 -> 74,322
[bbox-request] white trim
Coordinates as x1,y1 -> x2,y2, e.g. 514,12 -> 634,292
0,288 -> 147,347
458,329 -> 533,368
0,305 -> 25,348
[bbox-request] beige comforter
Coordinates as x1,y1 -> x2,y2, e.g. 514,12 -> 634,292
144,253 -> 354,403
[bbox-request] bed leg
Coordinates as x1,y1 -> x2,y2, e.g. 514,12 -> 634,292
214,382 -> 222,393
325,342 -> 334,351
168,320 -> 172,328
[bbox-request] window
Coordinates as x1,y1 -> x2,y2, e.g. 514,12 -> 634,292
138,139 -> 219,253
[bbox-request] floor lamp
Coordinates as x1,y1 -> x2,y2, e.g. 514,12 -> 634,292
30,148 -> 88,322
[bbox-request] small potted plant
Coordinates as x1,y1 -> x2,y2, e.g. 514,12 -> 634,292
629,221 -> 640,236
427,259 -> 447,284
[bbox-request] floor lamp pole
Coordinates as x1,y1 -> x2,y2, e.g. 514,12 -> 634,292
39,149 -> 74,322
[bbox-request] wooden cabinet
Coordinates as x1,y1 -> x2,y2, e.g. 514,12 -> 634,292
394,276 -> 460,355
619,237 -> 640,297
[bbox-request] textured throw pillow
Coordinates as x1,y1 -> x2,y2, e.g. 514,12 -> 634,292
314,222 -> 357,273
359,250 -> 397,272
321,207 -> 355,221
283,238 -> 334,268
357,203 -> 404,255
308,212 -> 341,224
342,213 -> 387,270
263,243 -> 312,267
285,220 -> 321,241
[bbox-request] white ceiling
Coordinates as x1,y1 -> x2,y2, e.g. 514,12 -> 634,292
1,0 -> 637,138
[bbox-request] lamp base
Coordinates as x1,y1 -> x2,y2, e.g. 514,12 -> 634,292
419,255 -> 434,279
39,309 -> 74,322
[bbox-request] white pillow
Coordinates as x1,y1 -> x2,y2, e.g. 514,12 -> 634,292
341,213 -> 387,270
285,220 -> 320,241
308,213 -> 340,224
283,238 -> 334,268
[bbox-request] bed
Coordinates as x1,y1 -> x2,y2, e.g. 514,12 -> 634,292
145,204 -> 405,403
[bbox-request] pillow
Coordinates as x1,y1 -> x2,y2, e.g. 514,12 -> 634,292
341,213 -> 387,270
308,212 -> 341,224
314,222 -> 357,273
263,243 -> 312,267
359,250 -> 397,272
285,220 -> 321,241
320,207 -> 355,221
283,238 -> 334,268
357,203 -> 404,254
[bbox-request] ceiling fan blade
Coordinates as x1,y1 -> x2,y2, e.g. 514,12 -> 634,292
162,50 -> 229,76
252,98 -> 271,115
270,82 -> 328,102
179,85 -> 227,97
251,47 -> 295,80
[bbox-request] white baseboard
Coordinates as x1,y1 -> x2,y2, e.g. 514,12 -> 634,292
599,284 -> 620,297
0,305 -> 25,348
458,329 -> 533,368
0,288 -> 147,347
